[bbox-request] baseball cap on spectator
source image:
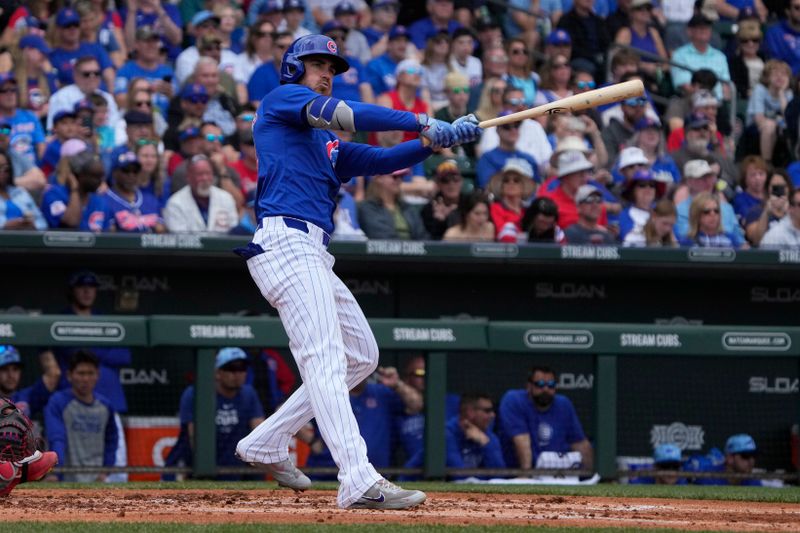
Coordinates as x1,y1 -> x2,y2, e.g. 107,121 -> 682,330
635,116 -> 661,131
136,26 -> 160,41
725,434 -> 757,455
321,20 -> 348,35
0,346 -> 21,368
179,126 -> 202,142
688,14 -> 713,27
191,10 -> 220,27
546,29 -> 571,46
181,83 -> 209,101
692,90 -> 719,109
623,169 -> 666,199
215,347 -> 248,369
396,58 -> 422,77
557,150 -> 593,178
618,146 -> 649,170
124,110 -> 153,126
0,72 -> 16,86
476,19 -> 501,32
259,0 -> 283,15
389,25 -> 410,41
654,443 -> 682,465
683,159 -> 714,179
334,1 -> 358,16
685,111 -> 711,129
435,159 -> 461,179
53,109 -> 77,124
60,138 -> 89,158
56,8 -> 80,27
19,34 -> 51,55
550,135 -> 591,167
69,269 -> 99,287
73,99 -> 94,113
283,0 -> 306,12
575,183 -> 602,204
112,150 -> 142,172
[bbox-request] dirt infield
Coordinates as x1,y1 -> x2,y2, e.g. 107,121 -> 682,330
4,488 -> 800,530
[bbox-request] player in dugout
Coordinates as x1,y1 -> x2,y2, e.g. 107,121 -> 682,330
233,34 -> 481,510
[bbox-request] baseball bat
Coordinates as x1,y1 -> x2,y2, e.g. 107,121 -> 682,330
478,79 -> 645,129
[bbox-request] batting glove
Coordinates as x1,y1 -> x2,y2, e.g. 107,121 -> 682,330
452,114 -> 482,144
417,113 -> 457,148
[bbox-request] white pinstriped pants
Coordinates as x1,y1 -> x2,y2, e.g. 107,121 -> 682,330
236,216 -> 382,508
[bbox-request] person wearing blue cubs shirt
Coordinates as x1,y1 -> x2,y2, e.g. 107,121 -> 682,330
114,26 -> 175,117
0,345 -> 60,420
446,393 -> 505,476
365,25 -> 409,97
499,365 -> 594,471
233,33 -> 480,510
49,8 -> 115,89
179,348 -> 265,481
45,351 -> 118,482
41,148 -> 109,231
103,151 -> 165,233
696,434 -> 764,486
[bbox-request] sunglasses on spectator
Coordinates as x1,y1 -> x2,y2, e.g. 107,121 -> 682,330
499,123 -> 520,130
577,80 -> 596,90
701,207 -> 720,214
239,114 -> 255,121
0,88 -> 16,94
187,96 -> 210,104
119,166 -> 140,174
205,133 -> 225,142
438,174 -> 462,184
511,48 -> 528,56
408,369 -> 425,377
635,181 -> 656,188
134,100 -> 151,108
530,379 -> 557,388
581,195 -> 603,204
79,70 -> 102,78
451,86 -> 470,94
402,68 -> 422,75
62,23 -> 80,29
0,127 -> 10,135
505,97 -> 525,106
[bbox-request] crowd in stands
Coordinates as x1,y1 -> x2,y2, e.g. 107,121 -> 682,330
1,0 -> 800,248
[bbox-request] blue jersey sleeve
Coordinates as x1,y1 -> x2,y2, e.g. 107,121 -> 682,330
266,84 -> 321,127
335,140 -> 433,180
179,386 -> 195,425
482,432 -> 507,468
445,419 -> 466,469
498,390 -> 530,439
13,378 -> 53,419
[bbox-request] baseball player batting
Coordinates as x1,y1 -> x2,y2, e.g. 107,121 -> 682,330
234,34 -> 481,510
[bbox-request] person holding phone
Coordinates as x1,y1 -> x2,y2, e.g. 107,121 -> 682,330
745,169 -> 795,246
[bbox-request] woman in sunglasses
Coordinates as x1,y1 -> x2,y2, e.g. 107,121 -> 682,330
238,21 -> 276,85
474,77 -> 506,123
618,168 -> 666,243
504,37 -> 537,106
534,55 -> 572,107
681,192 -> 744,248
729,20 -> 765,102
613,0 -> 669,79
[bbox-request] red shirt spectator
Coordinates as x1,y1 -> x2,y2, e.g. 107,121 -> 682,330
543,150 -> 607,229
487,158 -> 536,242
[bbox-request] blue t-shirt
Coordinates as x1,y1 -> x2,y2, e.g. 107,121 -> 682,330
476,148 -> 541,189
49,44 -> 113,86
365,54 -> 398,97
332,55 -> 367,103
41,183 -> 110,231
445,416 -> 505,471
732,191 -> 762,224
118,5 -> 183,61
41,139 -> 63,175
115,61 -> 174,114
498,389 -> 586,467
179,384 -> 264,470
6,109 -> 46,169
11,378 -> 53,419
247,61 -> 280,103
362,27 -> 385,47
102,189 -> 163,233
408,18 -> 461,50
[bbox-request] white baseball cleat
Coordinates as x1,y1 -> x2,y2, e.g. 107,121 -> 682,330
238,453 -> 312,492
348,478 -> 427,510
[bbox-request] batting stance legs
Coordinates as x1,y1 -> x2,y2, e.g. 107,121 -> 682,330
237,217 -> 383,508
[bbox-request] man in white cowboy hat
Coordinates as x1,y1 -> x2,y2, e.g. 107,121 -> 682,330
542,150 -> 608,230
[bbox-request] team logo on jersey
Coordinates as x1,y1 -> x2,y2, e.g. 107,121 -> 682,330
327,40 -> 337,53
87,211 -> 105,232
326,139 -> 339,167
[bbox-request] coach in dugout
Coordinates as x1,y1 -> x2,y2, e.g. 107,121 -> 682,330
498,365 -> 594,471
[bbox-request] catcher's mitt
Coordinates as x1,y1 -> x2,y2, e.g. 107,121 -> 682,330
0,397 -> 36,463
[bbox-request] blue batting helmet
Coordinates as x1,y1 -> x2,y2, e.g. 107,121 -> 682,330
280,34 -> 350,84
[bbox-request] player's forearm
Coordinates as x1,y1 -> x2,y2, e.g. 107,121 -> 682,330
512,434 -> 533,469
337,139 -> 432,179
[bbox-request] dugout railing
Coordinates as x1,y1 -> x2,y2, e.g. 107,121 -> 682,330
2,314 -> 799,481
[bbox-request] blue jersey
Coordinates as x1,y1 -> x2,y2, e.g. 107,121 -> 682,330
5,109 -> 46,170
49,44 -> 113,86
498,389 -> 586,467
179,384 -> 264,475
115,61 -> 174,114
247,61 -> 280,103
362,27 -> 385,47
365,54 -> 398,96
11,378 -> 53,419
445,416 -> 505,471
408,18 -> 461,50
41,183 -> 110,232
332,56 -> 367,103
102,189 -> 163,233
118,5 -> 183,61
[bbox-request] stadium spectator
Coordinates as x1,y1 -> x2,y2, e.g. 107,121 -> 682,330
764,0 -> 800,75
544,30 -> 572,64
745,59 -> 793,164
666,91 -> 727,153
0,345 -> 60,420
728,20 -> 765,102
504,38 -> 538,106
521,196 -> 565,243
243,346 -> 296,417
544,150 -> 608,230
442,191 -> 495,242
630,443 -> 687,484
534,55 -> 572,107
333,1 -> 371,66
613,0 -> 669,79
114,26 -> 175,113
602,96 -> 647,166
358,169 -> 429,240
760,186 -> 800,248
671,15 -> 731,101
134,139 -> 169,208
680,192 -> 745,248
0,148 -> 46,230
488,158 -> 536,243
213,4 -> 245,54
45,350 -> 118,482
73,0 -> 124,69
376,59 -> 430,143
121,0 -> 183,62
498,365 -> 594,470
670,113 -> 738,190
178,347 -> 265,480
744,170 -> 794,246
227,129 -> 259,195
628,117 -> 681,186
623,198 -> 679,247
420,31 -> 451,111
564,184 -> 616,244
164,84 -> 211,152
613,146 -> 650,189
675,159 -> 744,243
195,34 -> 244,104
47,56 -> 120,134
0,73 -> 45,187
433,72 -> 476,160
446,392 -> 505,473
408,0 -> 460,50
175,11 -> 236,84
164,154 -> 239,234
449,28 -> 482,89
474,77 -> 507,123
732,155 -> 768,223
556,0 -> 611,79
104,151 -> 165,233
664,69 -> 718,133
618,169 -> 665,242
322,21 -> 373,104
247,31 -> 294,106
14,34 -> 56,121
421,160 -> 465,240
50,7 -> 116,90
237,21 -> 276,86
476,104 -> 544,187
363,0 -> 400,52
109,111 -> 157,173
41,148 -> 108,231
282,0 -> 312,41
366,25 -> 410,97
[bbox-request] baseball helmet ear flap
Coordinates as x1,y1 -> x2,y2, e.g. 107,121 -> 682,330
280,45 -> 306,84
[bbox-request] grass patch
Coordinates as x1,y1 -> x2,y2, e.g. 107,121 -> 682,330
20,480 -> 800,504
0,525 -> 733,533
